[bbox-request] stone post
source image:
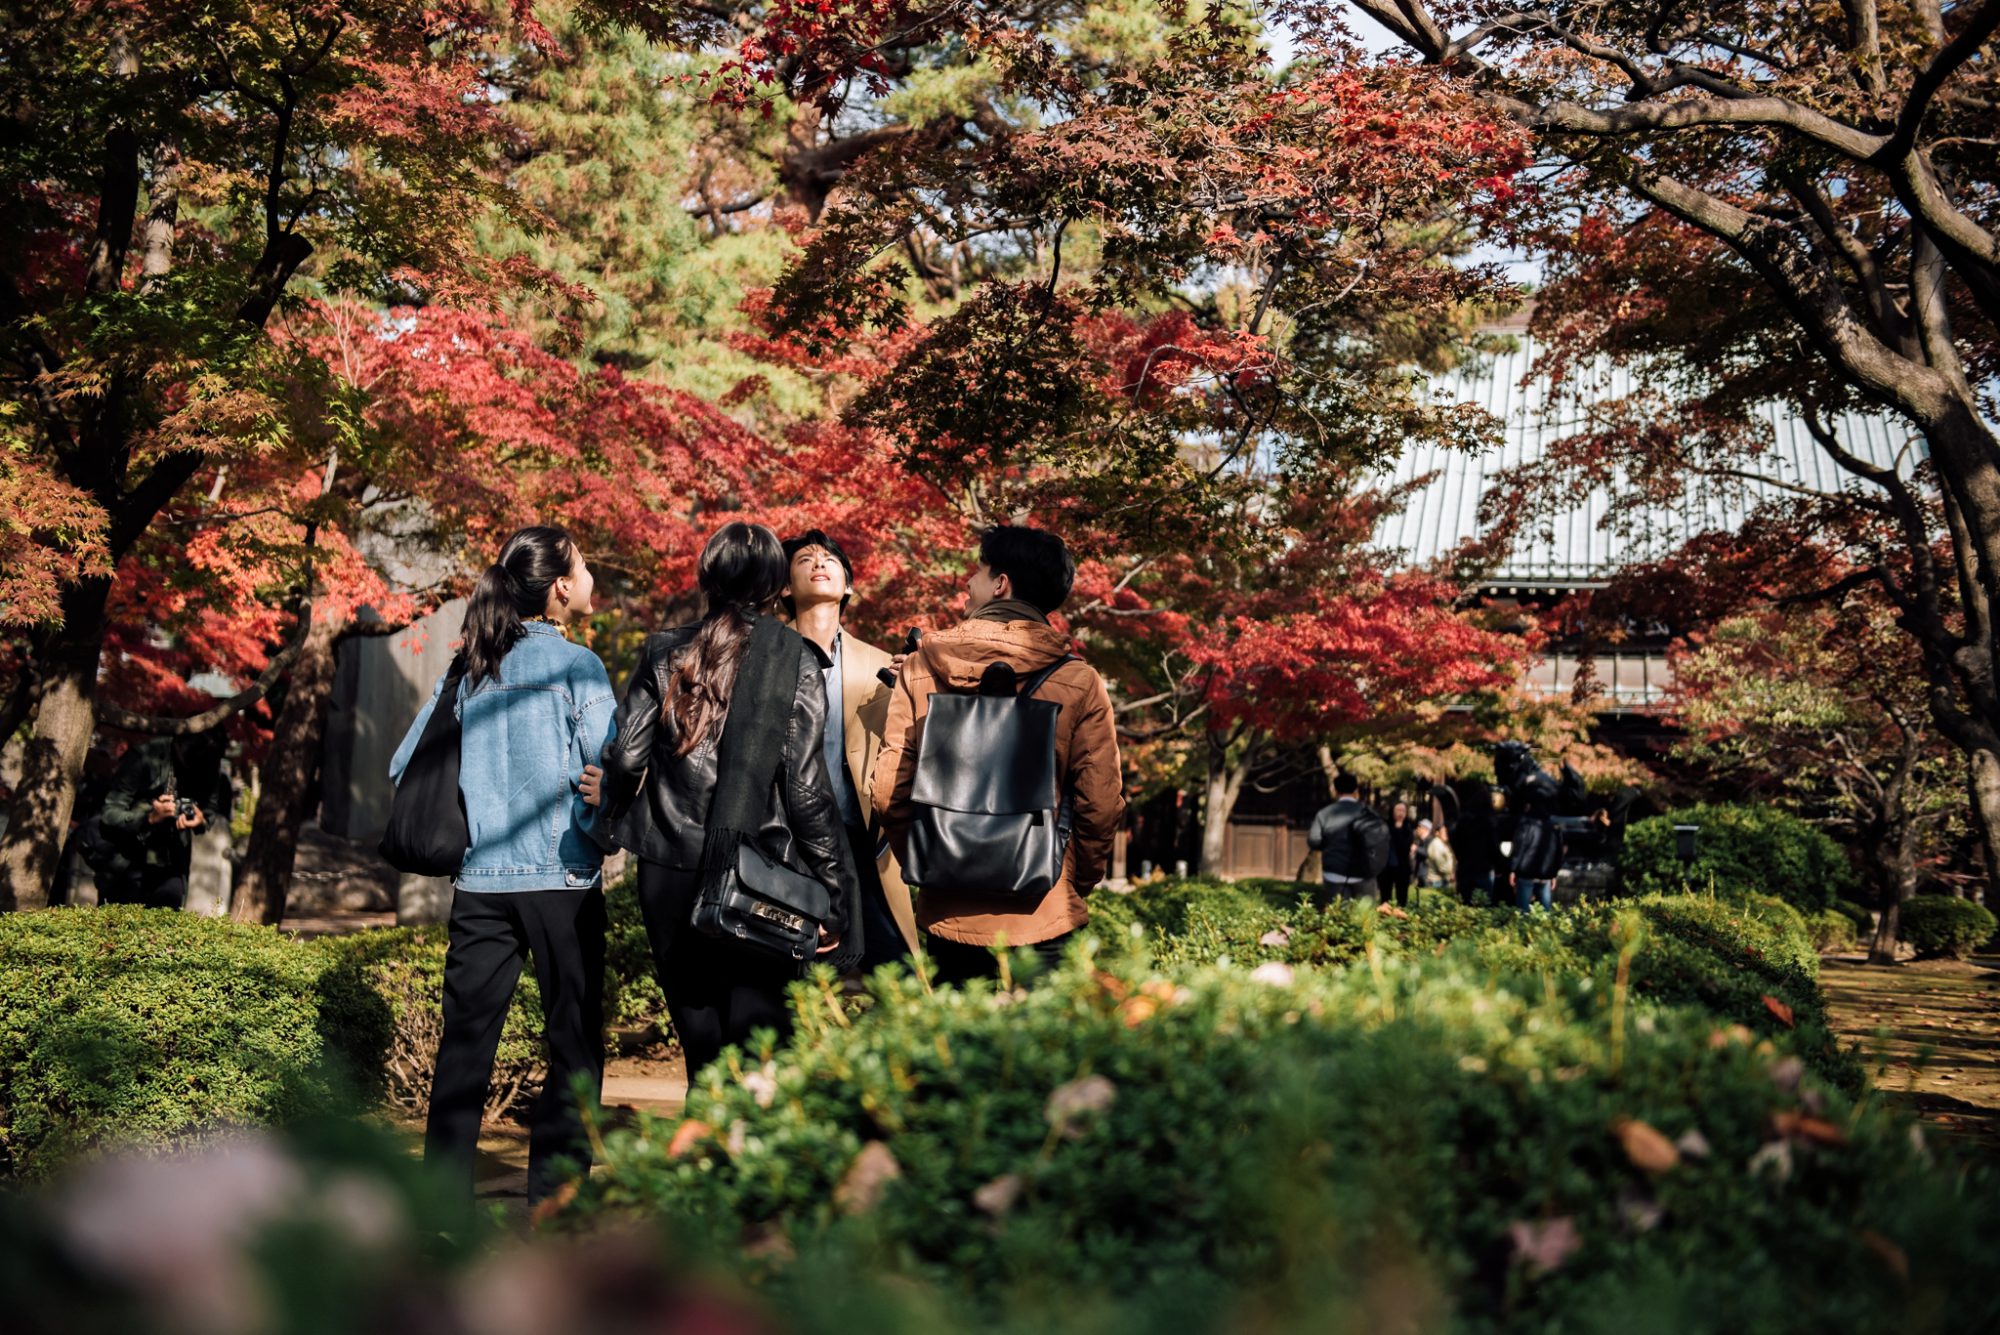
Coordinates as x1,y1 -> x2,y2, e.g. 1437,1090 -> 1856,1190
184,825 -> 233,916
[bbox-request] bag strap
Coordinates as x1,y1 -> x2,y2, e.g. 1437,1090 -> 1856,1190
1018,654 -> 1079,703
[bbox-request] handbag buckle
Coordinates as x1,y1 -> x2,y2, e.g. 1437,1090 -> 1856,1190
749,900 -> 807,932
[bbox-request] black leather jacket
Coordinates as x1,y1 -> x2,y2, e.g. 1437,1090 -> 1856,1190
600,627 -> 857,934
1307,798 -> 1392,880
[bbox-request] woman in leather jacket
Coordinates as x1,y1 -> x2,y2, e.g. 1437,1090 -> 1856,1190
599,522 -> 858,1077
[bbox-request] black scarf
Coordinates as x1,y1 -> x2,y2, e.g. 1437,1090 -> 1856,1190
696,613 -> 799,895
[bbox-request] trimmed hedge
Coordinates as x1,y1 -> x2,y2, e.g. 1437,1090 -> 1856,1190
0,873 -> 670,1181
1085,878 -> 1854,1086
1619,804 -> 1856,912
1898,896 -> 1997,960
570,945 -> 1995,1332
1807,909 -> 1858,954
0,908 -> 391,1180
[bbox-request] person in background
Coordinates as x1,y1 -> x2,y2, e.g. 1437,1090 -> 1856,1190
391,524 -> 617,1206
1419,821 -> 1457,892
94,732 -> 232,909
872,524 -> 1124,987
780,529 -> 920,971
599,522 -> 858,1077
1410,817 -> 1434,890
1307,772 -> 1391,906
1383,799 -> 1416,908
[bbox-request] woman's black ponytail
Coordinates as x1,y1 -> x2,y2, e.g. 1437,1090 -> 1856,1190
460,525 -> 577,684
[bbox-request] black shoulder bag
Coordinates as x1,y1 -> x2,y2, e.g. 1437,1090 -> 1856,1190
690,617 -> 838,962
380,659 -> 470,877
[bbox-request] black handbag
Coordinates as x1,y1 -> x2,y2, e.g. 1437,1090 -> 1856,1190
379,661 -> 470,877
904,656 -> 1076,898
691,840 -> 835,961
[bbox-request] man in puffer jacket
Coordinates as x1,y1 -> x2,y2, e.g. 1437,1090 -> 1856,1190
872,525 -> 1125,987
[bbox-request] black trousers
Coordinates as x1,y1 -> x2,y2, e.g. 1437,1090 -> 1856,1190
426,886 -> 605,1203
925,931 -> 1073,989
97,871 -> 187,910
636,860 -> 799,1081
1383,865 -> 1412,907
848,824 -> 909,971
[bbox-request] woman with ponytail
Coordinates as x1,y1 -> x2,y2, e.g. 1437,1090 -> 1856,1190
388,524 -> 618,1204
599,522 -> 858,1077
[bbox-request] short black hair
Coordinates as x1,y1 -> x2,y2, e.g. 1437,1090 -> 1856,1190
781,529 -> 854,616
979,524 -> 1074,614
1333,771 -> 1360,795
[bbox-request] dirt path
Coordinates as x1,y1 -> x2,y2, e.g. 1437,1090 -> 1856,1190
1819,952 -> 2000,1158
470,1051 -> 688,1211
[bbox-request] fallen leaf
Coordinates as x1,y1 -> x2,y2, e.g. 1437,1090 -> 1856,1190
1119,996 -> 1158,1028
1860,1229 -> 1909,1283
1508,1217 -> 1582,1276
1249,961 -> 1296,987
1046,1074 -> 1118,1138
1091,970 -> 1130,1001
667,1119 -> 713,1159
1761,995 -> 1796,1028
1772,1111 -> 1848,1147
972,1173 -> 1024,1216
1613,1119 -> 1680,1174
528,1179 -> 576,1227
833,1142 -> 902,1216
1258,927 -> 1291,947
1674,1129 -> 1712,1159
1767,1056 -> 1804,1091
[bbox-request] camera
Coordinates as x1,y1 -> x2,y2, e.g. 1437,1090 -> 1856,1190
175,797 -> 201,823
875,626 -> 923,688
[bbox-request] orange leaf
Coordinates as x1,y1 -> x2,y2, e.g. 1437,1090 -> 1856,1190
1761,995 -> 1796,1028
1772,1111 -> 1848,1147
1613,1118 -> 1680,1174
1119,995 -> 1159,1028
667,1118 -> 713,1159
528,1179 -> 577,1226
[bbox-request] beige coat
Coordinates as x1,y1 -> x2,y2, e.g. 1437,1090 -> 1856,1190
840,633 -> 921,956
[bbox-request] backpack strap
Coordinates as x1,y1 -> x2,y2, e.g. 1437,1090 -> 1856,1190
1019,654 -> 1079,702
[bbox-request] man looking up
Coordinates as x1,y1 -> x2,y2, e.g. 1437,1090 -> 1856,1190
782,529 -> 920,969
872,524 -> 1125,986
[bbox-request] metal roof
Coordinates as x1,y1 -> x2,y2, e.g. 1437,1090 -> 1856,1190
1374,336 -> 1923,587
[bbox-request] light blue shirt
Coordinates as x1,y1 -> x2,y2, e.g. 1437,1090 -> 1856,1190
822,632 -> 863,828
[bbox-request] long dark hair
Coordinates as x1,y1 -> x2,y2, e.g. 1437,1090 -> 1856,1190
665,522 -> 785,755
461,525 -> 577,685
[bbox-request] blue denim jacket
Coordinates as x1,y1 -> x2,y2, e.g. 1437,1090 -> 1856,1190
390,622 -> 618,892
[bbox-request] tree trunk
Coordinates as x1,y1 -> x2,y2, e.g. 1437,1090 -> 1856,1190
0,577 -> 110,909
1867,794 -> 1923,966
231,611 -> 340,925
1198,739 -> 1250,876
1965,749 -> 2000,901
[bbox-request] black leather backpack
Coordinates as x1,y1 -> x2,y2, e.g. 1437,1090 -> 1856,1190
904,657 -> 1076,898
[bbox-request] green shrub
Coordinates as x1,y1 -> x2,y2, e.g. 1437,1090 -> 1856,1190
1898,896 -> 1998,960
1830,898 -> 1873,938
313,926 -> 548,1124
1087,880 -> 1850,1084
313,872 -> 673,1125
571,952 -> 1995,1333
1619,805 -> 1855,912
0,908 -> 391,1180
1808,909 -> 1859,953
605,873 -> 668,1032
